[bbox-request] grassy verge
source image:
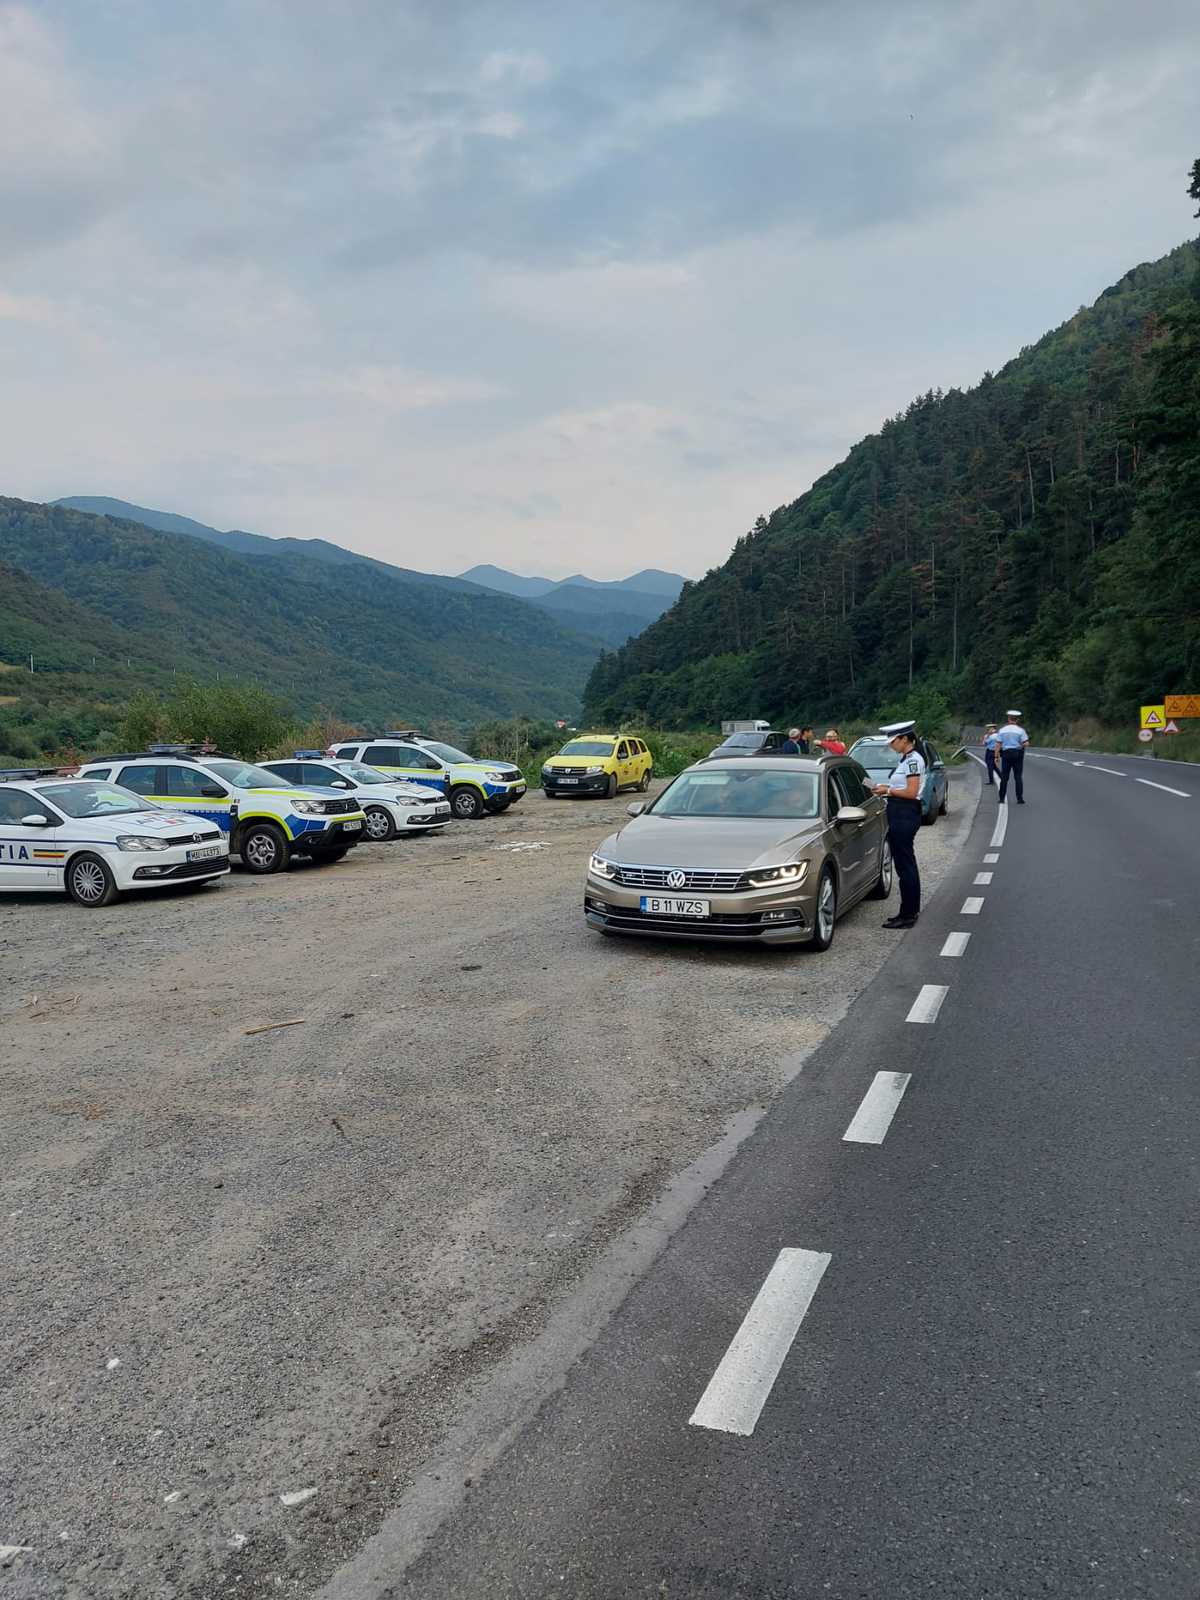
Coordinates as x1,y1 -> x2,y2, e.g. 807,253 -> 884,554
1034,717 -> 1200,764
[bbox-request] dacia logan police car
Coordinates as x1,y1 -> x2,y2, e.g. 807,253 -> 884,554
328,733 -> 526,820
261,754 -> 451,840
77,747 -> 365,874
0,769 -> 230,906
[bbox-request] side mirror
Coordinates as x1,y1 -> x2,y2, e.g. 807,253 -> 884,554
21,813 -> 50,827
835,805 -> 867,824
626,801 -> 646,817
200,785 -> 226,798
333,778 -> 353,789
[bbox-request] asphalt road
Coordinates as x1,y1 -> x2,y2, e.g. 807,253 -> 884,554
366,752 -> 1200,1599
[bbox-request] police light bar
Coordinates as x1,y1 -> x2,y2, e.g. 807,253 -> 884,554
292,749 -> 325,759
384,729 -> 421,739
0,766 -> 62,781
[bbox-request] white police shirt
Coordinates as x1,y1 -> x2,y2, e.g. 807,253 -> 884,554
996,723 -> 1028,752
887,748 -> 926,797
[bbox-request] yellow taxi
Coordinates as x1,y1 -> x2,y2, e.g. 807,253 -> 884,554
541,734 -> 653,799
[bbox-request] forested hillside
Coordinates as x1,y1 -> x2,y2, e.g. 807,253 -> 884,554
585,231 -> 1200,731
0,500 -> 596,742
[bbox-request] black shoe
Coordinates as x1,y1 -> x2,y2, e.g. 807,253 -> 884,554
882,915 -> 916,929
1017,799 -> 1026,805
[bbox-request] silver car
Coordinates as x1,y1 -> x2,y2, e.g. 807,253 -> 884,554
584,754 -> 892,950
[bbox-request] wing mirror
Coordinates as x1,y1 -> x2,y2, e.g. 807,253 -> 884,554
200,784 -> 226,798
332,778 -> 353,788
21,813 -> 50,827
835,805 -> 867,824
626,801 -> 646,817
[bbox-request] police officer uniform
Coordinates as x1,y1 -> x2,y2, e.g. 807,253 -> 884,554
996,710 -> 1029,803
877,720 -> 925,929
983,726 -> 1000,786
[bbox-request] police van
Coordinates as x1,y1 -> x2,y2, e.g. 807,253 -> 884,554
0,768 -> 230,906
76,747 -> 366,873
327,732 -> 526,820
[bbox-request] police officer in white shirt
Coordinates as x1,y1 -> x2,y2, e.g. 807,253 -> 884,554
996,710 -> 1029,804
867,720 -> 926,929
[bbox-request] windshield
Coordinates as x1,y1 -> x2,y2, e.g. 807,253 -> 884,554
423,742 -> 473,765
718,731 -> 767,748
849,741 -> 894,771
36,781 -> 154,819
333,761 -> 391,784
207,760 -> 294,789
651,769 -> 820,819
558,739 -> 616,757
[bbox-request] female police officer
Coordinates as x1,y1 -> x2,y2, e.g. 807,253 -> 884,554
867,720 -> 925,930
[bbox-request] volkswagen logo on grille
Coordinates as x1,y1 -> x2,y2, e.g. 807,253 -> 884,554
666,869 -> 687,890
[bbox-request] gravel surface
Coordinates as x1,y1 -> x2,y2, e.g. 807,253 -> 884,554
0,775 -> 976,1598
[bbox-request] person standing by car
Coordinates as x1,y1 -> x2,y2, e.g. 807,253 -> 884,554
996,710 -> 1029,804
780,729 -> 801,754
798,726 -> 815,754
982,724 -> 1000,787
867,720 -> 925,930
817,728 -> 847,756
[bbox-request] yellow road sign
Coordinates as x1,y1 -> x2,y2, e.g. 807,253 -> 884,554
1164,694 -> 1200,718
1140,704 -> 1166,729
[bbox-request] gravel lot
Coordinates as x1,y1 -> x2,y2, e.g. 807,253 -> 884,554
1,773 -> 976,1598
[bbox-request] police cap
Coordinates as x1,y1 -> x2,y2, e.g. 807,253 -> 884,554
1006,709 -> 1022,718
878,719 -> 916,738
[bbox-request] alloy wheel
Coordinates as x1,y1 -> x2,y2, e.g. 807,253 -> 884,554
70,859 -> 107,904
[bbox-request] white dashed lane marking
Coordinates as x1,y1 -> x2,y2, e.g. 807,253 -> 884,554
983,853 -> 999,863
989,806 -> 1008,849
843,1072 -> 911,1144
961,897 -> 985,914
689,1249 -> 832,1437
1082,764 -> 1126,776
974,871 -> 993,885
1136,778 -> 1191,797
906,984 -> 949,1024
941,932 -> 971,957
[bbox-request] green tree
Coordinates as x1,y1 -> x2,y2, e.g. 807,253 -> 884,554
119,679 -> 294,760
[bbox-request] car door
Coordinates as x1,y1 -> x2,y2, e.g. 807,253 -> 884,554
0,788 -> 58,887
615,740 -> 633,788
828,767 -> 869,900
394,744 -> 450,794
162,764 -> 233,831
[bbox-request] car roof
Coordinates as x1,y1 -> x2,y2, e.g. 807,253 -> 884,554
693,753 -> 837,772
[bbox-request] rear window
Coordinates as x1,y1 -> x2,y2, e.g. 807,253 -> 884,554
720,732 -> 765,748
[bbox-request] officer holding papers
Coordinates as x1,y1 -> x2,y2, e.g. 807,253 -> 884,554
866,719 -> 925,930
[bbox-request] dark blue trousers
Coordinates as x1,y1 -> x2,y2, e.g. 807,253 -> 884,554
999,750 -> 1025,801
886,799 -> 922,919
984,748 -> 997,785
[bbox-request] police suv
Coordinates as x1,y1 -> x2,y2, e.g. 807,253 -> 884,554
261,753 -> 451,840
328,732 -> 526,820
0,768 -> 230,906
76,747 -> 365,873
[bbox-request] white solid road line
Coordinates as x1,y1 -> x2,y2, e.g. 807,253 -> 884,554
983,852 -> 999,863
906,984 -> 949,1024
941,932 -> 971,957
1038,755 -> 1070,762
965,751 -> 986,766
1082,764 -> 1126,776
689,1248 -> 832,1437
1136,778 -> 1191,798
961,896 -> 985,914
974,871 -> 993,884
989,806 -> 1008,849
843,1072 -> 912,1144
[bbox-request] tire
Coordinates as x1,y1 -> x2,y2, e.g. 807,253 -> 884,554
809,866 -> 837,951
639,767 -> 653,792
239,822 -> 289,874
309,848 -> 350,865
939,784 -> 949,817
543,788 -> 557,798
921,796 -> 936,826
450,785 -> 485,820
868,838 -> 894,899
65,852 -> 118,907
605,773 -> 617,799
363,805 -> 396,842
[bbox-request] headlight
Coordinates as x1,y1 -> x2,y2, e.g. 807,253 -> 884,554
585,765 -> 605,775
589,853 -> 617,879
293,799 -> 327,815
541,765 -> 553,775
484,770 -> 510,783
746,861 -> 809,888
115,834 -> 174,852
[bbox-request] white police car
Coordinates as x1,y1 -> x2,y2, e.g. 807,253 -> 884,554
0,769 -> 230,906
328,732 -> 526,820
260,754 -> 452,841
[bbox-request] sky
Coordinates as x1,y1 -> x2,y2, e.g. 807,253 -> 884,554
2,1 -> 1197,582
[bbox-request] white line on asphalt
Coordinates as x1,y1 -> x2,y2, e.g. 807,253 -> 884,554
689,1248 -> 832,1437
941,932 -> 971,957
1038,755 -> 1070,762
906,984 -> 949,1024
974,871 -> 993,884
1082,764 -> 1127,776
965,751 -> 986,766
843,1072 -> 911,1144
961,897 -> 984,914
983,853 -> 999,863
1136,778 -> 1191,798
989,806 -> 1008,848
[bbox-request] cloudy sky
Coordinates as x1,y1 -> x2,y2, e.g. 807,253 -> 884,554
2,0 -> 1196,581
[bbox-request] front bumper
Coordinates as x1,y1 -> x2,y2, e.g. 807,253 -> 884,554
296,818 -> 365,851
583,874 -> 816,945
124,853 -> 230,884
544,773 -> 610,795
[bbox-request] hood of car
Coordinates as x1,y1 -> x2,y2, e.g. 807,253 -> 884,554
448,760 -> 520,780
74,811 -> 220,840
544,754 -> 614,769
392,785 -> 445,802
598,813 -> 826,871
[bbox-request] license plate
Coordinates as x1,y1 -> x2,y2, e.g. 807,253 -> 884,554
559,778 -> 579,785
342,819 -> 362,831
512,784 -> 526,795
640,895 -> 710,917
187,845 -> 223,861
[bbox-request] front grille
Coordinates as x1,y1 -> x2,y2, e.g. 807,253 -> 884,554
321,799 -> 359,815
613,864 -> 745,893
189,830 -> 221,843
552,766 -> 593,776
591,906 -> 794,937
